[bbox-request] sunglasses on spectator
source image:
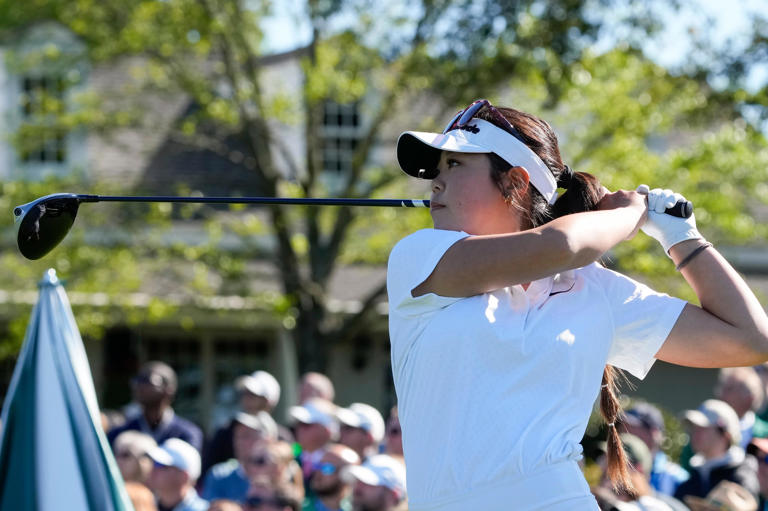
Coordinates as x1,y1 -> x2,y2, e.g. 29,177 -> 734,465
115,450 -> 136,459
442,99 -> 527,144
244,496 -> 289,508
247,455 -> 273,466
316,462 -> 339,475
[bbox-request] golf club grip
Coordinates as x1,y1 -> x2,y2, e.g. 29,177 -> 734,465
665,200 -> 693,218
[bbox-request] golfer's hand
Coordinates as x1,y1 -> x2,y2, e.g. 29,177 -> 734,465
637,185 -> 702,256
597,189 -> 647,240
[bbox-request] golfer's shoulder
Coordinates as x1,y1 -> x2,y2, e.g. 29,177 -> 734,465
388,228 -> 468,265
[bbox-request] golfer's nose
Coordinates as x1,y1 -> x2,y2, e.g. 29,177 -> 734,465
431,178 -> 444,193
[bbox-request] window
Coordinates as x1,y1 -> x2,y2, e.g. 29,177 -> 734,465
19,75 -> 67,163
321,101 -> 362,173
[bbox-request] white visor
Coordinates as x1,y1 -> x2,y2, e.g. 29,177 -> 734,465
397,118 -> 558,205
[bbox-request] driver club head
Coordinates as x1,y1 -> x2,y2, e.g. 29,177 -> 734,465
14,193 -> 82,260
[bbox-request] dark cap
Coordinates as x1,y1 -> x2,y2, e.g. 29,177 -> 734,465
134,361 -> 177,393
624,402 -> 664,432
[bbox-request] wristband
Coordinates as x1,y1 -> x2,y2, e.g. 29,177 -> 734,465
675,242 -> 713,272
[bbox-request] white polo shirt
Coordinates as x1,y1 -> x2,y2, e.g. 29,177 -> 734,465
387,229 -> 686,511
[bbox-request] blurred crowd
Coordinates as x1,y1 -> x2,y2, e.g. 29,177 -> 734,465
592,364 -> 768,511
100,360 -> 768,511
101,363 -> 405,511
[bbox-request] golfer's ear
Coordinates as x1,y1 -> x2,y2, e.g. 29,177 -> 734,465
502,166 -> 530,196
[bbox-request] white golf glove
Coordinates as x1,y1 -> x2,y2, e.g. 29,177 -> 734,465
637,184 -> 702,256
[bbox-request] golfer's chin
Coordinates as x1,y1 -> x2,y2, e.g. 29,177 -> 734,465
431,212 -> 463,233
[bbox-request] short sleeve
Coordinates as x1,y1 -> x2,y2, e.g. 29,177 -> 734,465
387,228 -> 470,317
593,265 -> 686,379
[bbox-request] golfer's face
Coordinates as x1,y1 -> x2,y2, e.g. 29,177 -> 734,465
430,151 -> 515,235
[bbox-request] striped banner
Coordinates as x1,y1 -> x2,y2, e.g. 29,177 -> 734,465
0,269 -> 134,510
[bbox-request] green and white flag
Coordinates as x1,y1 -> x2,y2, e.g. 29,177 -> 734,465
0,269 -> 134,510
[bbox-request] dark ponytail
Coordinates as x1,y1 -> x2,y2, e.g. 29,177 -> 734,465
481,105 -> 634,494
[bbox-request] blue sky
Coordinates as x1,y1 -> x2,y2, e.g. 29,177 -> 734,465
260,0 -> 768,90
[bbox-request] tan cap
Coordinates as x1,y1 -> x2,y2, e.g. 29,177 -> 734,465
683,399 -> 741,446
684,481 -> 757,511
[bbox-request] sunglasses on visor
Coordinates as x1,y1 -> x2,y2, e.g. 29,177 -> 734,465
442,99 -> 527,144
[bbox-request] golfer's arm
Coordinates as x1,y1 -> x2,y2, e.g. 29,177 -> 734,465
656,240 -> 768,367
413,207 -> 643,298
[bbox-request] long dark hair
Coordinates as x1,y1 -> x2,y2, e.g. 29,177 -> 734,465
476,106 -> 633,493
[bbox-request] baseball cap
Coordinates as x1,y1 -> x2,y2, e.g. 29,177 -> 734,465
596,433 -> 653,476
337,403 -> 385,443
619,433 -> 653,475
234,411 -> 278,441
397,118 -> 558,204
133,361 -> 177,393
346,454 -> 406,499
683,399 -> 741,446
289,398 -> 338,433
624,402 -> 665,432
235,370 -> 281,408
684,480 -> 758,511
148,438 -> 201,481
113,430 -> 157,458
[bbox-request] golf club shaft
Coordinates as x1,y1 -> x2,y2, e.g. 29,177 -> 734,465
79,195 -> 692,217
77,195 -> 430,208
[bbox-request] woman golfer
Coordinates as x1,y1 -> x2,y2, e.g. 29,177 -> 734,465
387,99 -> 768,510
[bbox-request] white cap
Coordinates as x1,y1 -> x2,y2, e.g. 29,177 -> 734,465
233,411 -> 278,441
346,454 -> 406,499
236,370 -> 281,408
289,398 -> 338,434
337,403 -> 385,443
113,430 -> 157,458
397,118 -> 558,204
683,399 -> 742,446
148,438 -> 201,481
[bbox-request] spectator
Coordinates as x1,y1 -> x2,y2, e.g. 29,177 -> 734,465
383,407 -> 402,459
299,373 -> 335,404
243,441 -> 304,500
747,437 -> 768,510
716,367 -> 768,448
243,479 -> 302,511
114,430 -> 158,484
621,402 -> 689,496
675,399 -> 759,501
108,361 -> 203,453
204,371 -> 282,473
594,433 -> 687,511
125,481 -> 159,511
102,408 -> 127,434
290,399 -> 338,483
202,412 -> 279,502
337,403 -> 385,462
684,480 -> 758,511
304,444 -> 361,511
347,455 -> 406,511
147,438 -> 208,511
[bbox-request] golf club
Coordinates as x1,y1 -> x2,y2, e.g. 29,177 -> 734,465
12,193 -> 430,260
12,192 -> 692,260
